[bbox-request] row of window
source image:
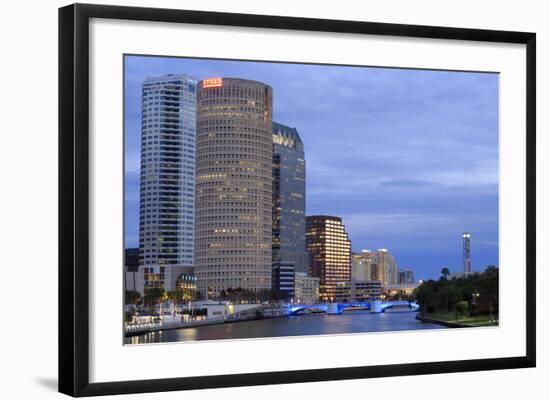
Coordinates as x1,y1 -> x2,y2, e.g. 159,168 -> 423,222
197,118 -> 267,128
199,98 -> 264,107
198,86 -> 266,100
197,271 -> 271,277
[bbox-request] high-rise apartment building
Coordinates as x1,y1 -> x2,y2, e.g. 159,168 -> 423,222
370,249 -> 398,286
383,249 -> 398,286
195,78 -> 273,297
306,215 -> 351,301
138,74 -> 197,272
463,232 -> 471,273
272,122 -> 307,274
351,250 -> 376,282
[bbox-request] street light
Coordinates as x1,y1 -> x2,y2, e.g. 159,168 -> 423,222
471,292 -> 480,304
472,292 -> 480,323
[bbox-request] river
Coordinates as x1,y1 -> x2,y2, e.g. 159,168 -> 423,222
125,311 -> 444,344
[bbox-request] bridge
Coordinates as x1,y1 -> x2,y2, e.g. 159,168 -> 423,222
289,300 -> 419,315
125,301 -> 420,336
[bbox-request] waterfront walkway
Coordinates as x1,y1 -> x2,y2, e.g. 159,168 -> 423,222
125,303 -> 288,336
125,316 -> 226,336
125,301 -> 420,337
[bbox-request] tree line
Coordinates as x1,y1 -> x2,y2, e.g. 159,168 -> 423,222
216,287 -> 290,303
414,265 -> 499,317
125,286 -> 290,308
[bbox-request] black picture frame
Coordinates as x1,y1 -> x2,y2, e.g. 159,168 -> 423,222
58,3 -> 536,397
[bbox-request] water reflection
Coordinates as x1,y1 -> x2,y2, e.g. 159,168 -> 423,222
126,312 -> 444,345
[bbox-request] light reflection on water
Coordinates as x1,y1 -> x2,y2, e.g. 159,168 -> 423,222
126,312 -> 444,345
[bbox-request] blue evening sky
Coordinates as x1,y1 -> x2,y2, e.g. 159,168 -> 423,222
124,55 -> 499,280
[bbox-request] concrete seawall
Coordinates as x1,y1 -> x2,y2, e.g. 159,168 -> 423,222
126,304 -> 290,337
415,313 -> 472,328
125,317 -> 225,337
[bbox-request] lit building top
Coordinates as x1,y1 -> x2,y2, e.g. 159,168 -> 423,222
273,122 -> 303,151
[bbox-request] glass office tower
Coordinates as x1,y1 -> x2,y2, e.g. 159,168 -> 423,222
272,122 -> 307,274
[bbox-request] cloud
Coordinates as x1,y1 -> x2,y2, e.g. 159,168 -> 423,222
123,55 -> 499,279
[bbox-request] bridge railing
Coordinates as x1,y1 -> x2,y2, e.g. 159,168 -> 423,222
290,301 -> 420,314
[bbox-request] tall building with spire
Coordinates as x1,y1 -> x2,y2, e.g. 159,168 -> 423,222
463,232 -> 471,273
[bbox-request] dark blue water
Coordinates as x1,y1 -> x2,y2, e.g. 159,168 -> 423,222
126,312 -> 444,344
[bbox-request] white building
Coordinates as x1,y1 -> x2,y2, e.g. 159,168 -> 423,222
138,74 -> 197,270
294,272 -> 320,304
204,303 -> 260,319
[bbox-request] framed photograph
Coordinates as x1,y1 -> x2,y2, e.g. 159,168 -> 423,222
58,3 -> 536,397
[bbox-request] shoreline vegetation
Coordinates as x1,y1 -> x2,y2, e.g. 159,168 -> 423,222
416,312 -> 498,328
414,266 -> 499,328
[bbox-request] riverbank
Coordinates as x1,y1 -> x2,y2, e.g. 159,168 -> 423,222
125,316 -> 225,336
126,308 -> 287,337
416,312 -> 498,328
126,310 -> 441,344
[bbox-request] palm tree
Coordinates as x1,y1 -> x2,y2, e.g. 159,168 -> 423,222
415,283 -> 435,316
166,290 -> 183,315
125,290 -> 141,305
144,287 -> 167,316
441,267 -> 450,280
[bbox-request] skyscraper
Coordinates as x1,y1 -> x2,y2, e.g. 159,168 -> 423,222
138,74 -> 197,272
370,249 -> 398,286
382,249 -> 398,285
463,232 -> 471,273
272,122 -> 307,274
351,250 -> 375,282
195,78 -> 273,297
306,215 -> 351,301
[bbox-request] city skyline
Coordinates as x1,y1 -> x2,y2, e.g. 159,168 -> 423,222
124,55 -> 499,280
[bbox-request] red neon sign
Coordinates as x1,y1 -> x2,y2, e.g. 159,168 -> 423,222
202,77 -> 223,88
